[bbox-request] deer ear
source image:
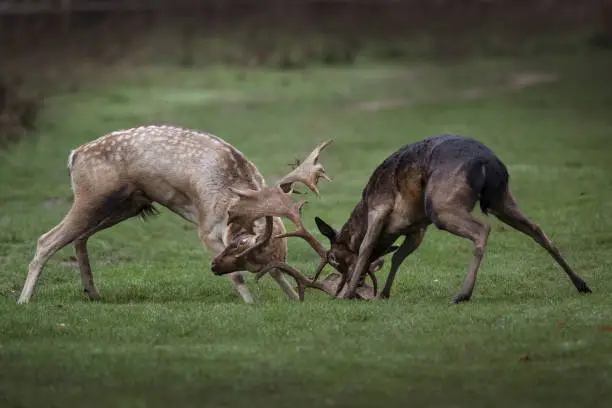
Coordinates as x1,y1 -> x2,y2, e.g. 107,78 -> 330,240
314,216 -> 337,244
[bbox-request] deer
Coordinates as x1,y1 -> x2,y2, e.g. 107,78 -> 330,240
219,134 -> 593,303
16,124 -> 349,304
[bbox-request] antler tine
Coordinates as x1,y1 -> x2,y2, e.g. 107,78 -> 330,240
277,140 -> 333,196
273,200 -> 328,259
255,261 -> 337,300
311,258 -> 328,283
227,186 -> 296,231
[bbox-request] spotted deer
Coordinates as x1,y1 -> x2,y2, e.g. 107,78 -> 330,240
222,134 -> 593,303
16,125 -> 335,304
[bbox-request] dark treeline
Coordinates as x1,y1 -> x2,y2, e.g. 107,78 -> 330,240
0,1 -> 609,78
0,0 -> 609,147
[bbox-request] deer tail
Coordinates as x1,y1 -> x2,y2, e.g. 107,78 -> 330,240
468,156 -> 509,215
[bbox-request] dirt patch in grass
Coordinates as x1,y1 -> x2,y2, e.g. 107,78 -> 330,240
508,71 -> 560,90
352,69 -> 560,112
354,98 -> 411,112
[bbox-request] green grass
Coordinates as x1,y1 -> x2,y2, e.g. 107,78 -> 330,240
1,51 -> 612,408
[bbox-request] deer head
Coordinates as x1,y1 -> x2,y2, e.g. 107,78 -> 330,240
210,141 -> 333,293
210,216 -> 276,275
211,140 -> 387,300
312,216 -> 399,297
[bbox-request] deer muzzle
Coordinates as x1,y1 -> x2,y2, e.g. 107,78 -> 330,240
210,255 -> 242,275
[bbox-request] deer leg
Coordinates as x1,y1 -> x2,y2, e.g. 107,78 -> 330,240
18,202 -> 101,304
227,272 -> 254,304
432,209 -> 491,303
490,190 -> 591,294
377,228 -> 426,300
74,201 -> 152,300
73,238 -> 99,300
268,268 -> 300,301
342,209 -> 389,299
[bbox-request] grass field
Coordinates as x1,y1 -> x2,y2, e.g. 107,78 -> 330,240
1,50 -> 612,407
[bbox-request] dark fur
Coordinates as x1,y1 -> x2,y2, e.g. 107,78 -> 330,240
138,204 -> 160,221
339,134 -> 506,256
316,134 -> 591,301
99,185 -> 159,223
383,133 -> 508,216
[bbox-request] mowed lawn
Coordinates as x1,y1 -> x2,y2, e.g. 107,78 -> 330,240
1,52 -> 612,408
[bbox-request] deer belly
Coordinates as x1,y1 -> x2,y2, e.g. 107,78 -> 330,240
138,180 -> 199,224
387,208 -> 426,235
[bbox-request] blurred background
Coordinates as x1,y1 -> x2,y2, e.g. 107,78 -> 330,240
1,0 -> 611,147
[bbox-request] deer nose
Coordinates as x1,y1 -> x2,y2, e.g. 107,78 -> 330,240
211,259 -> 233,276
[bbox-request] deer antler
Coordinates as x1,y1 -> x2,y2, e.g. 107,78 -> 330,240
276,140 -> 333,195
254,200 -> 380,299
274,201 -> 327,256
254,261 -> 334,300
227,139 -> 334,229
228,198 -> 330,278
221,140 -> 338,300
254,262 -> 378,301
227,187 -> 296,230
332,269 -> 378,298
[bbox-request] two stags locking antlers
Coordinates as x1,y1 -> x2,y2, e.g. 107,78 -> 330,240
211,140 -> 380,301
18,125 -> 590,305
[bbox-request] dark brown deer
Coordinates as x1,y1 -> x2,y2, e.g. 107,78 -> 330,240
309,134 -> 593,302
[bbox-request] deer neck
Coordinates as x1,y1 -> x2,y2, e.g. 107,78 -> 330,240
337,199 -> 369,253
338,198 -> 400,260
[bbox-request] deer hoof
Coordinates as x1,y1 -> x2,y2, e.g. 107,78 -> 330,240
576,282 -> 592,294
83,288 -> 101,300
451,294 -> 471,304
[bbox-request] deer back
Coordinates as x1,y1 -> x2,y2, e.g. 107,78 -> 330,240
68,125 -> 288,265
